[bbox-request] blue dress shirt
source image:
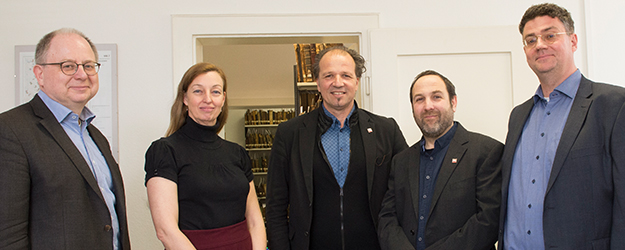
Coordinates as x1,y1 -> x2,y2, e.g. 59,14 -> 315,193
320,105 -> 355,188
504,70 -> 581,250
39,91 -> 120,250
416,122 -> 458,250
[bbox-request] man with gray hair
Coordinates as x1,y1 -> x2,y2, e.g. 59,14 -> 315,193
0,28 -> 130,249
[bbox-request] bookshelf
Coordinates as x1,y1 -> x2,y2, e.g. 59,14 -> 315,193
244,108 -> 295,219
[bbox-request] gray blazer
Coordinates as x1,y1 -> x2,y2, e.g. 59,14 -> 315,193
378,123 -> 503,250
498,76 -> 625,249
266,107 -> 408,250
0,94 -> 131,249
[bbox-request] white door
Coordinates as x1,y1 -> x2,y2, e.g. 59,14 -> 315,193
369,26 -> 537,145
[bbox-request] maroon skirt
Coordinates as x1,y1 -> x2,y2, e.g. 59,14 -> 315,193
181,220 -> 252,250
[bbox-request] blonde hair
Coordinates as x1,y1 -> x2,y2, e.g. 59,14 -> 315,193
166,62 -> 228,136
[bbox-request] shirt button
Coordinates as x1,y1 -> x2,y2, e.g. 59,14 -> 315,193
536,155 -> 540,160
527,230 -> 531,235
340,148 -> 343,151
420,216 -> 424,220
547,112 -> 551,115
418,237 -> 423,242
540,132 -> 545,137
532,179 -> 536,184
430,157 -> 434,160
528,204 -> 532,208
423,195 -> 427,199
425,175 -> 430,180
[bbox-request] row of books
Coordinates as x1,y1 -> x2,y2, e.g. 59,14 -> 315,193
244,109 -> 295,125
299,90 -> 322,115
245,128 -> 275,149
250,153 -> 269,173
294,43 -> 343,83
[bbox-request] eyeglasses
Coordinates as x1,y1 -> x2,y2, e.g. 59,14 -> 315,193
38,61 -> 101,76
523,32 -> 568,48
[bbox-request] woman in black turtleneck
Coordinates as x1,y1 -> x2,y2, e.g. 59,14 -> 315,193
144,63 -> 266,250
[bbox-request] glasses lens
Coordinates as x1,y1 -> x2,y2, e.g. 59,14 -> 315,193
60,62 -> 78,75
524,36 -> 537,47
84,62 -> 100,75
543,33 -> 558,43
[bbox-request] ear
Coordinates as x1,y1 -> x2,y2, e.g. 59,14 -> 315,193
33,64 -> 44,89
570,33 -> 578,52
183,93 -> 189,106
451,95 -> 458,112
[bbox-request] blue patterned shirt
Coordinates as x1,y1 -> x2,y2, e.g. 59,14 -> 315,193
320,105 -> 355,188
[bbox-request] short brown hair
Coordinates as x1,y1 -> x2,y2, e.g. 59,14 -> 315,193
166,62 -> 229,136
409,70 -> 456,103
35,28 -> 98,64
519,3 -> 575,34
312,46 -> 366,79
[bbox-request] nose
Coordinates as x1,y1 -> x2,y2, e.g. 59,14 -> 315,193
535,36 -> 549,49
73,65 -> 88,79
203,92 -> 213,103
332,75 -> 345,87
424,98 -> 435,110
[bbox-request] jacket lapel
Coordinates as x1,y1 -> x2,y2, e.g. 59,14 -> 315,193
546,77 -> 593,193
31,95 -> 105,202
429,124 -> 468,216
407,146 -> 422,218
299,109 -> 318,204
359,109 -> 377,197
501,99 -> 534,196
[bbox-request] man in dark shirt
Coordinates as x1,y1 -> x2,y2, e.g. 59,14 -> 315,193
378,70 -> 503,250
266,46 -> 408,250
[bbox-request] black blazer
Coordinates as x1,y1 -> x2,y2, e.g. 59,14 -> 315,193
498,76 -> 625,249
0,94 -> 131,249
378,123 -> 503,250
265,107 -> 408,250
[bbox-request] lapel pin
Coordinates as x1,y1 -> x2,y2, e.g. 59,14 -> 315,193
367,128 -> 373,133
452,158 -> 457,164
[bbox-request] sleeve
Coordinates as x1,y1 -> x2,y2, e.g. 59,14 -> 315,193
610,100 -> 625,249
427,139 -> 503,250
0,119 -> 31,249
144,139 -> 179,185
265,124 -> 292,249
239,145 -> 254,182
378,155 -> 416,250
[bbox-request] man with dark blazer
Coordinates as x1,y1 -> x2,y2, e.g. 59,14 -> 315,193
265,46 -> 408,250
378,70 -> 503,250
499,3 -> 625,249
0,28 -> 131,249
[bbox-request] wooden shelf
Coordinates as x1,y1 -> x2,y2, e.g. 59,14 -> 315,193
244,124 -> 280,128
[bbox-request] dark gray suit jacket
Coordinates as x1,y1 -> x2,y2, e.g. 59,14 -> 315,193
0,94 -> 131,249
265,107 -> 408,250
378,123 -> 503,250
498,76 -> 625,249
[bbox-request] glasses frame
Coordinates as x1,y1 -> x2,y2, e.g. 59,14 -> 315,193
38,61 -> 101,76
523,32 -> 568,48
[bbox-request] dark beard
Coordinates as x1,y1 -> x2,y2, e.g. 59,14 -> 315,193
418,111 -> 453,139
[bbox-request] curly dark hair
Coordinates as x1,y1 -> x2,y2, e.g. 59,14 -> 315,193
519,3 -> 575,34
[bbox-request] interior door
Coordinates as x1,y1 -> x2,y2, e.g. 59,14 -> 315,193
369,26 -> 537,145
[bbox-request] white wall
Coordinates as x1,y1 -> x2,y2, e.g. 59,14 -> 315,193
2,0 -> 622,249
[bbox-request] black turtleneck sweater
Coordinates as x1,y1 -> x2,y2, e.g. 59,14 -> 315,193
145,117 -> 253,230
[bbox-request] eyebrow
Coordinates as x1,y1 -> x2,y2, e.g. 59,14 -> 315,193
525,26 -> 559,37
